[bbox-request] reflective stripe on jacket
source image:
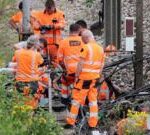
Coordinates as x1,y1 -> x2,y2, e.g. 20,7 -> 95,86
79,41 -> 105,80
57,35 -> 84,74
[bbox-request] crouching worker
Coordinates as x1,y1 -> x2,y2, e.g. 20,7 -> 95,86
65,30 -> 105,132
12,36 -> 44,109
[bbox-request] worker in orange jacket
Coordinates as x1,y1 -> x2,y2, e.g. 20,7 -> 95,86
9,1 -> 23,32
57,23 -> 84,104
33,0 -> 66,64
65,30 -> 105,130
9,1 -> 42,35
12,35 -> 44,109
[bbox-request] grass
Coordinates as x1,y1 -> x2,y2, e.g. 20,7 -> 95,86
0,73 -> 63,135
0,0 -> 18,67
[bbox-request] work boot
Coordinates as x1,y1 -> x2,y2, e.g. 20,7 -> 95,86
63,124 -> 74,129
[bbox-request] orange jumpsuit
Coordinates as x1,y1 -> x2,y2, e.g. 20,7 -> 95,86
35,9 -> 66,63
66,41 -> 105,127
57,35 -> 84,99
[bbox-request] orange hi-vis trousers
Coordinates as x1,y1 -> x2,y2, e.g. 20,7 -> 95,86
61,73 -> 75,99
66,79 -> 99,127
98,81 -> 110,101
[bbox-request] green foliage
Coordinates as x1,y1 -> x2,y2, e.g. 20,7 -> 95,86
0,0 -> 18,67
0,47 -> 14,67
0,74 -> 63,135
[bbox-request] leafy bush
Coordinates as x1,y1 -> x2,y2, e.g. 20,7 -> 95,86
117,110 -> 147,135
0,74 -> 63,135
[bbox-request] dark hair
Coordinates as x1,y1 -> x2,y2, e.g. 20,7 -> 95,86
69,23 -> 80,33
27,43 -> 34,49
75,20 -> 87,29
39,38 -> 48,48
45,0 -> 55,9
18,1 -> 23,10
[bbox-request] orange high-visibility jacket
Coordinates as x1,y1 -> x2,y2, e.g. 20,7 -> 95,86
13,49 -> 44,82
57,35 -> 84,74
79,41 -> 105,80
11,11 -> 22,24
34,9 -> 66,44
10,10 -> 42,34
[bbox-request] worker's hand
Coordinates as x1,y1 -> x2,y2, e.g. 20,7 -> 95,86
16,27 -> 19,33
75,75 -> 79,83
40,25 -> 53,31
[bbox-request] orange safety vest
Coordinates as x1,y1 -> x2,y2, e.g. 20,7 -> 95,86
13,49 -> 44,82
57,35 -> 84,74
34,9 -> 66,45
79,41 -> 105,80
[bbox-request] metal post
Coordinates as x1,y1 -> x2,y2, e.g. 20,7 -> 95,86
117,0 -> 121,49
22,0 -> 32,41
104,0 -> 121,48
134,0 -> 143,89
104,0 -> 111,47
47,70 -> 52,113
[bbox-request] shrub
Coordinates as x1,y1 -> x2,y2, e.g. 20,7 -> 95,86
0,74 -> 63,135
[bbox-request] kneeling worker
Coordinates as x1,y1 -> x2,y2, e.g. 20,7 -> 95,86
12,36 -> 44,108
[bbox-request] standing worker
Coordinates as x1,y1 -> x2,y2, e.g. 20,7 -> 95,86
65,30 -> 105,132
57,23 -> 84,104
34,0 -> 66,64
9,1 -> 42,37
9,1 -> 24,32
12,36 -> 44,108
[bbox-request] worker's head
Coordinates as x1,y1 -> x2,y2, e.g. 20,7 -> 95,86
39,38 -> 48,49
69,23 -> 80,35
18,1 -> 32,12
37,38 -> 48,56
18,1 -> 23,11
27,35 -> 39,49
75,20 -> 87,35
44,0 -> 56,15
76,20 -> 87,29
81,30 -> 95,44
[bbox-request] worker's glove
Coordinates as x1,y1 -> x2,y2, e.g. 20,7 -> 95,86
40,25 -> 53,31
52,19 -> 58,23
40,25 -> 53,34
